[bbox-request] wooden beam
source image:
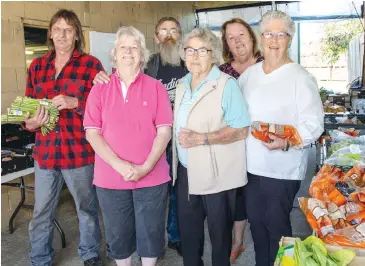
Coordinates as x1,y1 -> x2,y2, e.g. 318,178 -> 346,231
195,1 -> 258,10
195,1 -> 295,13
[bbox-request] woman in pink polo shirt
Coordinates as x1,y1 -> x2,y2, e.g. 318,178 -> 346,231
84,26 -> 172,266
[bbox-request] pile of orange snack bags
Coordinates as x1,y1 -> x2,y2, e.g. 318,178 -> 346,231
299,163 -> 365,248
250,121 -> 302,147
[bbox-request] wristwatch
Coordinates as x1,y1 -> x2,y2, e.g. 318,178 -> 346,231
282,141 -> 290,151
203,133 -> 209,145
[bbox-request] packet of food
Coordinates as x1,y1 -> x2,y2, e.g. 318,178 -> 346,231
335,182 -> 356,198
327,188 -> 348,207
274,243 -> 295,266
346,211 -> 365,226
327,202 -> 347,229
337,199 -> 365,226
342,162 -> 365,191
250,121 -> 302,147
299,197 -> 335,237
339,201 -> 363,217
323,223 -> 365,248
349,192 -> 365,208
309,165 -> 345,201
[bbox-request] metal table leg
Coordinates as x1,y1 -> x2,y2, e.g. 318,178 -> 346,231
53,220 -> 66,248
2,176 -> 66,248
8,177 -> 25,234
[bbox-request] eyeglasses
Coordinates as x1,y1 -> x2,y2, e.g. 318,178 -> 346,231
262,32 -> 291,40
157,28 -> 179,36
118,45 -> 139,53
184,47 -> 212,57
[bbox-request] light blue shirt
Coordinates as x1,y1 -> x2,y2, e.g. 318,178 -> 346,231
176,65 -> 250,167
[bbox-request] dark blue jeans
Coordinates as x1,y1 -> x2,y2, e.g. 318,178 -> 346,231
166,142 -> 180,243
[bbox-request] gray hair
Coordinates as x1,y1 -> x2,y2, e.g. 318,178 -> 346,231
258,11 -> 296,38
179,28 -> 222,65
110,26 -> 151,69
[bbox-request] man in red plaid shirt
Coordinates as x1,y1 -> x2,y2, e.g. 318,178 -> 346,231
23,9 -> 104,266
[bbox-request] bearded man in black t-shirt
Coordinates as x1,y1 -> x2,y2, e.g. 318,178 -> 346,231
145,17 -> 186,257
146,17 -> 187,108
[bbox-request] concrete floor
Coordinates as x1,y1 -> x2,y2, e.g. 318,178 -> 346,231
1,148 -> 317,266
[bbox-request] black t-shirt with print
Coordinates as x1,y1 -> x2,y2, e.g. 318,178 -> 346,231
156,60 -> 186,108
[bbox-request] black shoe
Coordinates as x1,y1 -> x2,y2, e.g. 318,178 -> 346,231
168,241 -> 182,256
84,257 -> 104,266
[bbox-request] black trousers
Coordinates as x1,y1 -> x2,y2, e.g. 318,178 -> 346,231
176,164 -> 236,266
234,186 -> 247,221
243,173 -> 301,266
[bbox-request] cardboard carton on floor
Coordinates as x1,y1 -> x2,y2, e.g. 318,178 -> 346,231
276,237 -> 365,266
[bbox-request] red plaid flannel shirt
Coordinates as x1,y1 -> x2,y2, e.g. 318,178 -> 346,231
25,49 -> 104,169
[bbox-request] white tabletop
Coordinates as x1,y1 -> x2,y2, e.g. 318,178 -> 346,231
1,167 -> 35,184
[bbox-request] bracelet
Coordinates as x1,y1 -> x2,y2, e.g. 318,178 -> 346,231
20,122 -> 40,132
203,133 -> 209,145
282,140 -> 290,151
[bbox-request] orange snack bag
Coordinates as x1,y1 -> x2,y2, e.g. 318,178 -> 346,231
327,188 -> 347,207
299,197 -> 365,248
298,197 -> 335,237
309,165 -> 345,201
322,223 -> 365,248
346,211 -> 365,225
342,163 -> 365,191
250,121 -> 302,147
349,192 -> 365,208
327,202 -> 347,229
339,201 -> 365,216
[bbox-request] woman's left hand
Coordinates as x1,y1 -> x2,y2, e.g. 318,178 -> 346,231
179,128 -> 203,148
262,134 -> 288,151
125,164 -> 151,182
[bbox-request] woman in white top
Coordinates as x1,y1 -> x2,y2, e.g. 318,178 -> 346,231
238,11 -> 324,266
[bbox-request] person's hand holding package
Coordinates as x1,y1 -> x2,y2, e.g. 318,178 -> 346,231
251,121 -> 302,150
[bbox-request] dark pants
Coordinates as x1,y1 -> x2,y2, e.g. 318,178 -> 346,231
167,182 -> 180,242
176,164 -> 236,266
234,186 -> 247,221
166,142 -> 180,243
96,183 -> 168,259
243,173 -> 301,266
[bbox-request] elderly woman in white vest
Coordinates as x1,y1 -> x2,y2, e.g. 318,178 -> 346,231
172,28 -> 251,266
239,11 -> 324,266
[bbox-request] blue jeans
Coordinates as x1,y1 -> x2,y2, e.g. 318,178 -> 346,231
166,143 -> 180,243
29,162 -> 101,266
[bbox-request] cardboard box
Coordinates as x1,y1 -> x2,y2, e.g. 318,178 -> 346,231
276,237 -> 365,266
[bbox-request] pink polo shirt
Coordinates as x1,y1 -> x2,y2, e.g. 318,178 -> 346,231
83,72 -> 173,189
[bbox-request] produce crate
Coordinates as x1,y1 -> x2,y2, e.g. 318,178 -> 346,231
277,237 -> 365,266
315,115 -> 365,171
327,95 -> 351,107
324,114 -> 365,131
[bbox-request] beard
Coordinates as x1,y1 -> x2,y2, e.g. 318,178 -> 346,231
159,37 -> 181,67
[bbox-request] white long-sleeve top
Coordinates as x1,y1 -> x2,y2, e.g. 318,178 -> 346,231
238,62 -> 324,180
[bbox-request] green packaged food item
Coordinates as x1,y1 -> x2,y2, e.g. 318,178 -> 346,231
328,250 -> 356,266
275,236 -> 357,266
303,236 -> 327,266
1,96 -> 59,136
